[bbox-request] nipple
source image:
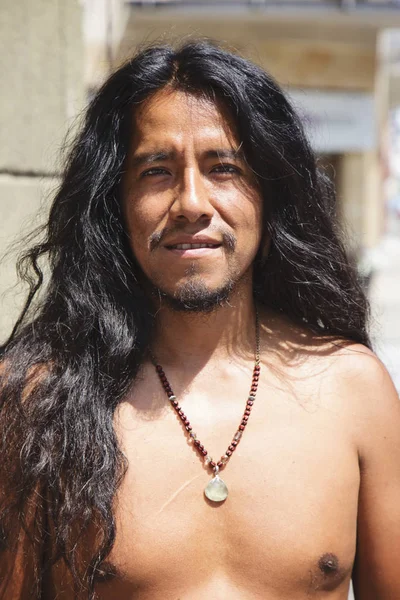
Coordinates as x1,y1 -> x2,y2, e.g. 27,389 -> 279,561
318,553 -> 339,575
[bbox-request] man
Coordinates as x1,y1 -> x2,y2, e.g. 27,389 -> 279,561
0,41 -> 399,599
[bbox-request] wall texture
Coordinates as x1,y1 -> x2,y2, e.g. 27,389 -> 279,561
0,0 -> 84,342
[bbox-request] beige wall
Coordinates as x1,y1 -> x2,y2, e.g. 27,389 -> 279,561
0,0 -> 84,343
84,0 -> 130,88
118,13 -> 380,92
337,152 -> 383,252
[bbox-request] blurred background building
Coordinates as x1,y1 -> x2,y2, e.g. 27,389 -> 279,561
1,0 -> 400,397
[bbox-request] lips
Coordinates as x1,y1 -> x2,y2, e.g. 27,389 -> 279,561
167,243 -> 220,250
163,238 -> 223,258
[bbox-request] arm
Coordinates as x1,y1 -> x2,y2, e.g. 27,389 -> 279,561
0,362 -> 46,599
0,496 -> 46,600
351,353 -> 400,599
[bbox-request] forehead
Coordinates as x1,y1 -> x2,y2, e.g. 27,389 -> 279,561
130,88 -> 239,151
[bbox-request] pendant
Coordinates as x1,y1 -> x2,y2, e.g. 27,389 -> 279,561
204,466 -> 228,502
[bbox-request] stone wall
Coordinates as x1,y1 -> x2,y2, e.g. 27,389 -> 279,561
0,0 -> 84,342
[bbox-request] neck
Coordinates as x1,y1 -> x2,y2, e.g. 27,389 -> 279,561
151,289 -> 258,369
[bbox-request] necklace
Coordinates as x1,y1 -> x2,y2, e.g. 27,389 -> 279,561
153,311 -> 261,503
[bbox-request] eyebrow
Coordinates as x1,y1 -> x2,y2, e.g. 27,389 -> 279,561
130,148 -> 245,169
204,149 -> 245,161
130,151 -> 175,169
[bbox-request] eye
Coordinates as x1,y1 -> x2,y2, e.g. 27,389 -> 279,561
140,167 -> 170,178
211,164 -> 241,175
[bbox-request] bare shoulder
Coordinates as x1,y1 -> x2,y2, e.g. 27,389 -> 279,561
261,309 -> 399,428
323,342 -> 398,405
323,341 -> 388,380
293,338 -> 400,471
330,343 -> 400,454
262,308 -> 387,381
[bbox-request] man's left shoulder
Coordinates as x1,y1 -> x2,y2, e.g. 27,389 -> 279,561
325,342 -> 398,403
322,343 -> 400,457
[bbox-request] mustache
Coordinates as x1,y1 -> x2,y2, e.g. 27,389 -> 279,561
149,227 -> 237,253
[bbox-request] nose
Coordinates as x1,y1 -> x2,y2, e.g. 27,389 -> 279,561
169,168 -> 214,224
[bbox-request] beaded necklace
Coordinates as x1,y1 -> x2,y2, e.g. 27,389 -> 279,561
153,311 -> 261,503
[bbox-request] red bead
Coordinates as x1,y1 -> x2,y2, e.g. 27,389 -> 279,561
155,358 -> 264,472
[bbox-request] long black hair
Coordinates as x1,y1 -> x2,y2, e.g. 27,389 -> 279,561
0,40 -> 370,597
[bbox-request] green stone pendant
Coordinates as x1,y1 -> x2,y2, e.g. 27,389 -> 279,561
204,474 -> 229,502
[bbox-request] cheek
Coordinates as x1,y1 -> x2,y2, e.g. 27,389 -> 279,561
246,193 -> 263,246
224,194 -> 263,250
123,196 -> 163,252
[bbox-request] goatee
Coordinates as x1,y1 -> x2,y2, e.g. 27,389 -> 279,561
157,275 -> 235,313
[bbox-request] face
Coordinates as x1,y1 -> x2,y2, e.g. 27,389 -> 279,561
122,89 -> 263,311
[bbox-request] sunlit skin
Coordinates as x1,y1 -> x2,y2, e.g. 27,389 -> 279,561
122,88 -> 263,323
82,90 -> 400,599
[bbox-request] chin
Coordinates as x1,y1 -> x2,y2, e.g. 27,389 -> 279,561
156,278 -> 235,313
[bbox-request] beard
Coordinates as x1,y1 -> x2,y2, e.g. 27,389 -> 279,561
145,227 -> 242,312
151,263 -> 237,313
159,278 -> 235,313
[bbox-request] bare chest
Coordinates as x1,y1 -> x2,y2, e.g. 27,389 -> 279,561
104,373 -> 359,598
